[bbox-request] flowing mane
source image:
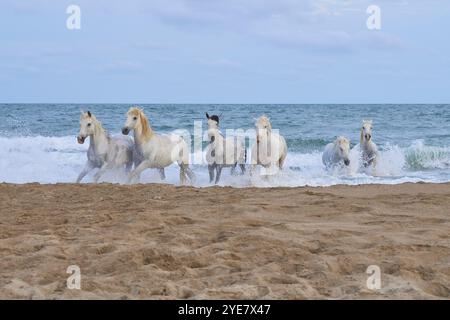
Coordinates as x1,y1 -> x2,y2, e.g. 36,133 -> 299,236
123,107 -> 194,185
93,118 -> 108,138
129,107 -> 154,142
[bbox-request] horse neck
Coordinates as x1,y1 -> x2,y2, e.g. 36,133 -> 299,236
333,140 -> 340,150
209,127 -> 223,143
90,121 -> 109,151
134,118 -> 154,145
360,134 -> 373,151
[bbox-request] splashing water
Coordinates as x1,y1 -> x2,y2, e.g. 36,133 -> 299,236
1,104 -> 450,187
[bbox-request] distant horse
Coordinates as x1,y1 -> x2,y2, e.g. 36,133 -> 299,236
122,107 -> 195,184
250,116 -> 288,175
205,113 -> 246,184
76,111 -> 133,183
322,136 -> 351,168
360,120 -> 378,168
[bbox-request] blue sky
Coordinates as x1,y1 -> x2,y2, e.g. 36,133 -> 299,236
0,0 -> 449,103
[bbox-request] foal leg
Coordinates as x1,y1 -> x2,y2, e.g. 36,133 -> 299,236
215,165 -> 223,184
158,168 -> 166,180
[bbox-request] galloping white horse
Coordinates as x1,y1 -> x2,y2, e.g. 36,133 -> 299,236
205,113 -> 246,184
122,107 -> 195,184
76,111 -> 134,183
322,136 -> 351,168
251,116 -> 288,175
360,120 -> 378,168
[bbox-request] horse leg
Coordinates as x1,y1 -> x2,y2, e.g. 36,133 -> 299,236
76,163 -> 93,183
240,163 -> 246,174
278,153 -> 286,170
249,164 -> 258,177
94,163 -> 113,183
125,162 -> 133,173
158,168 -> 166,180
128,160 -> 151,184
184,165 -> 195,184
179,164 -> 195,185
179,165 -> 187,185
215,165 -> 223,184
231,163 -> 237,175
208,164 -> 215,183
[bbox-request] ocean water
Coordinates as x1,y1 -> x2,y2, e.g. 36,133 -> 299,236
1,104 -> 450,187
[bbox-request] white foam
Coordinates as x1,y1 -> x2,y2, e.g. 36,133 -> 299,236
0,135 -> 449,187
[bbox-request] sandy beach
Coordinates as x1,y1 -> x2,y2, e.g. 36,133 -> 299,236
0,182 -> 449,299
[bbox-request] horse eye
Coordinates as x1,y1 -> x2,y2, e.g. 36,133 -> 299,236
87,123 -> 91,127
133,117 -> 137,120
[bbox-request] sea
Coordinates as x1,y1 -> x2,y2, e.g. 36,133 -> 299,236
1,104 -> 449,187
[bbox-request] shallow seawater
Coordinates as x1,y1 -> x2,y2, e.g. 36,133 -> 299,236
1,104 -> 450,187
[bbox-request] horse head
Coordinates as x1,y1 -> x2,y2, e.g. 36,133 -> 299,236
336,136 -> 351,166
206,112 -> 219,128
361,120 -> 373,144
255,116 -> 272,143
77,110 -> 96,144
122,107 -> 153,141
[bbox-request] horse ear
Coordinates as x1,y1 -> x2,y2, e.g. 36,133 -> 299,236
206,112 -> 210,119
87,111 -> 92,118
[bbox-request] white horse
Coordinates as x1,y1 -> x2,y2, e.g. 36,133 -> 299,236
76,111 -> 134,183
322,136 -> 351,168
360,120 -> 378,168
205,113 -> 246,184
121,107 -> 195,185
250,116 -> 288,175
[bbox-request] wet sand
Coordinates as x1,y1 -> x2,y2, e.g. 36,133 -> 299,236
0,183 -> 449,299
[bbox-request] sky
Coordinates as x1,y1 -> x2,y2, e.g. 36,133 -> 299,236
0,0 -> 449,104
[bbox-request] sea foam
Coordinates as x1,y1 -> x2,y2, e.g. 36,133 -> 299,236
1,136 -> 450,187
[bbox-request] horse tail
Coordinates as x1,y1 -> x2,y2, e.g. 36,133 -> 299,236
177,134 -> 190,166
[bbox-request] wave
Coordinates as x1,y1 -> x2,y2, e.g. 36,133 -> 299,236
0,136 -> 450,186
404,140 -> 450,170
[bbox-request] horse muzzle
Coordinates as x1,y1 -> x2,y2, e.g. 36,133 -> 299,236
122,127 -> 130,135
344,159 -> 350,166
365,134 -> 371,141
77,136 -> 86,144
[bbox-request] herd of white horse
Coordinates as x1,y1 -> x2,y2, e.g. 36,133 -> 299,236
76,107 -> 378,184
